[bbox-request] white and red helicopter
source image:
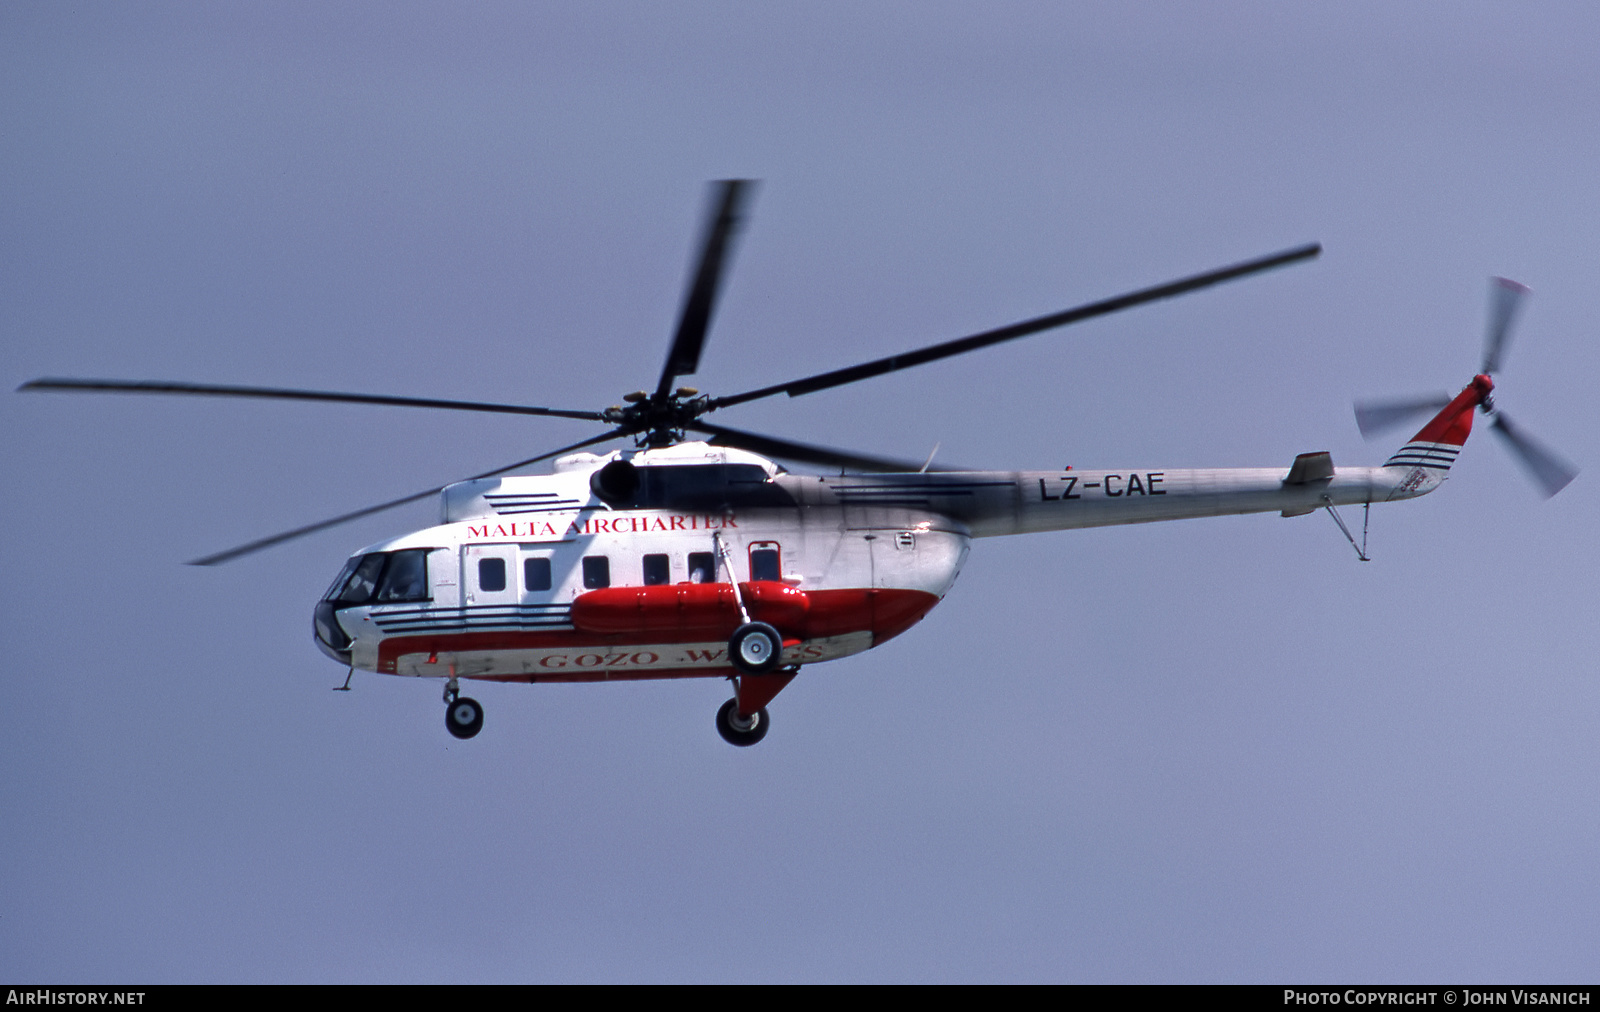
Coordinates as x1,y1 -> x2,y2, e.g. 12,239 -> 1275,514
21,181 -> 1577,745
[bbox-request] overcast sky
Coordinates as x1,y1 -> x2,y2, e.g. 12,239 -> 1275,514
4,2 -> 1598,982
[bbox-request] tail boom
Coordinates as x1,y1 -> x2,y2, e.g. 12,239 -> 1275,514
811,379 -> 1498,539
816,464 -> 1443,539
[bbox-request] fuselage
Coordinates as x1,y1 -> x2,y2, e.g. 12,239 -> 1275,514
313,440 -> 1444,685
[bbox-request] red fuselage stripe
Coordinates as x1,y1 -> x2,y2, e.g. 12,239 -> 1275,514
374,587 -> 940,675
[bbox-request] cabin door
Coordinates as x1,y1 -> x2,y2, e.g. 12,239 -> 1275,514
461,543 -> 519,607
748,540 -> 782,582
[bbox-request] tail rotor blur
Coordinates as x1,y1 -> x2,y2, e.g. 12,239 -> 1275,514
1489,412 -> 1578,498
1482,276 -> 1529,375
1354,394 -> 1451,440
1354,276 -> 1576,498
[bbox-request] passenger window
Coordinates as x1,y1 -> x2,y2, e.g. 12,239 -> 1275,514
687,552 -> 715,584
582,555 -> 611,589
478,557 -> 507,593
642,554 -> 670,586
750,547 -> 780,582
524,557 -> 552,592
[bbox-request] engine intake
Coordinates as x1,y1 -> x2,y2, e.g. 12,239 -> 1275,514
590,458 -> 640,504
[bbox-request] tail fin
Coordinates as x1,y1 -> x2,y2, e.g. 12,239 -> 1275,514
1383,375 -> 1493,472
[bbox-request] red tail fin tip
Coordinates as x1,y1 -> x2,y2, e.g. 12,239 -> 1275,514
1407,375 -> 1492,447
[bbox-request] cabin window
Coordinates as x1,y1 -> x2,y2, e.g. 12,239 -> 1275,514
642,554 -> 670,586
375,549 -> 430,602
687,552 -> 715,584
750,546 -> 781,582
582,555 -> 611,589
478,557 -> 507,593
524,556 -> 552,592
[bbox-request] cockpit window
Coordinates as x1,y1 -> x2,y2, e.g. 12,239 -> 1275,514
324,557 -> 363,600
325,550 -> 431,606
377,549 -> 431,602
329,554 -> 386,605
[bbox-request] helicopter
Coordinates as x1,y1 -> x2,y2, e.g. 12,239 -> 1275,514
20,181 -> 1577,746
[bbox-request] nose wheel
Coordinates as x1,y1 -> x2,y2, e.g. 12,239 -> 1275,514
716,698 -> 769,747
443,678 -> 483,740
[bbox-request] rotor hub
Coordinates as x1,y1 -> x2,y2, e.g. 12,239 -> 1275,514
1471,373 -> 1496,413
603,390 -> 713,446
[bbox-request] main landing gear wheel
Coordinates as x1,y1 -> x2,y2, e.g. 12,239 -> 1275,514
729,621 -> 783,674
446,696 -> 484,740
716,698 -> 769,747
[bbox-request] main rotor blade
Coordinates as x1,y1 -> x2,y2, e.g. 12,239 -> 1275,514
688,421 -> 941,473
1482,277 -> 1530,375
19,378 -> 607,422
656,179 -> 757,398
187,428 -> 629,565
1490,413 -> 1577,498
710,242 -> 1321,409
1353,393 -> 1451,439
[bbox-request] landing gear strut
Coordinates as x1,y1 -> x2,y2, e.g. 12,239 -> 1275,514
443,677 -> 483,740
714,666 -> 798,747
714,531 -> 784,678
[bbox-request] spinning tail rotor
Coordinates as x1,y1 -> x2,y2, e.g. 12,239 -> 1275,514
1354,278 -> 1577,498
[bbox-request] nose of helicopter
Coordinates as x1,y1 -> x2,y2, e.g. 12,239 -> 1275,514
313,599 -> 352,663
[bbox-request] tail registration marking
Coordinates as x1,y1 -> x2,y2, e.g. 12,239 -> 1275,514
1039,473 -> 1166,501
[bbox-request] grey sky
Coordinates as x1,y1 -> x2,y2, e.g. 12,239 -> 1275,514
4,2 -> 1597,982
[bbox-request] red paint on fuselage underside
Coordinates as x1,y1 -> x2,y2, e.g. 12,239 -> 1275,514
571,581 -> 810,637
373,586 -> 940,677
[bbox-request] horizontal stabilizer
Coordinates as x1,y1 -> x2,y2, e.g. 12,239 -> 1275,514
1284,451 -> 1334,485
1281,451 -> 1333,516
